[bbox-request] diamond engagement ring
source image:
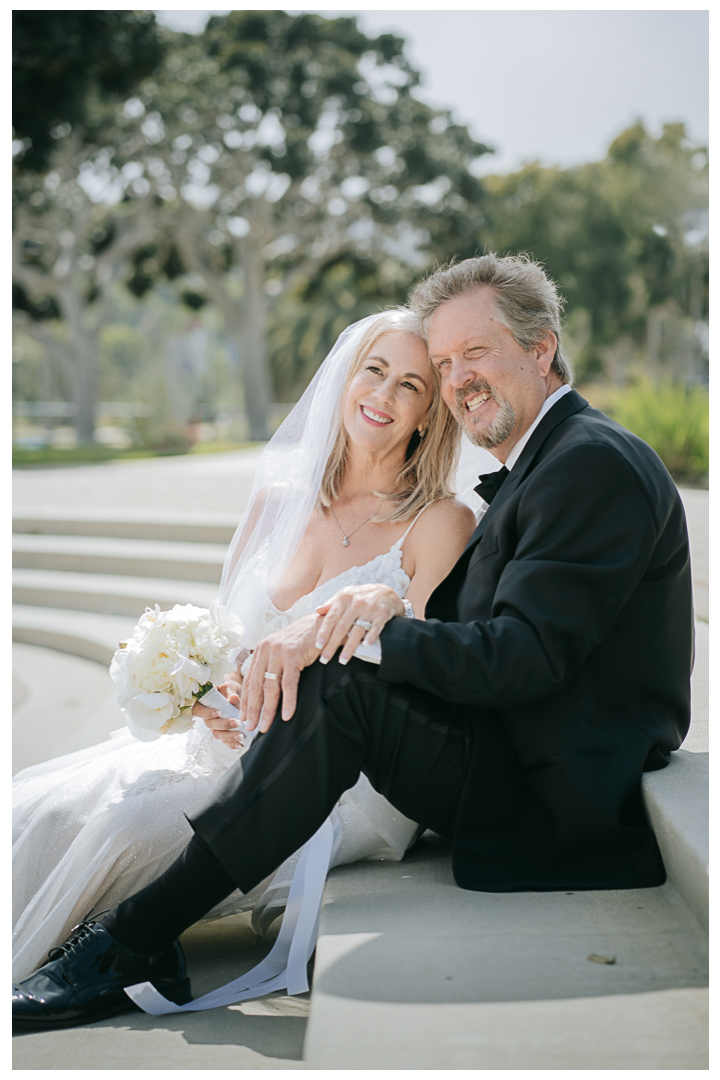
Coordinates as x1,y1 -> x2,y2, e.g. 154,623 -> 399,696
353,619 -> 372,632
264,671 -> 279,680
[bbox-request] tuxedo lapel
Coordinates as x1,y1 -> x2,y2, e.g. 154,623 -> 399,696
462,389 -> 588,554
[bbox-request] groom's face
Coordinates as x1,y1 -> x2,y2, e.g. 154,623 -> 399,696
428,287 -> 558,461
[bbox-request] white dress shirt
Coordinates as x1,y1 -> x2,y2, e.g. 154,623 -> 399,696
355,383 -> 574,665
504,384 -> 572,471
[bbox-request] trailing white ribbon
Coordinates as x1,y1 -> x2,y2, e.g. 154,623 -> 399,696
195,685 -> 259,750
124,807 -> 342,1014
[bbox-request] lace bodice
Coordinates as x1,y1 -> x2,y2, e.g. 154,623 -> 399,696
249,534 -> 411,645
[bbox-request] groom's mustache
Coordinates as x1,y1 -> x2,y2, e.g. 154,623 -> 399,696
455,380 -> 499,411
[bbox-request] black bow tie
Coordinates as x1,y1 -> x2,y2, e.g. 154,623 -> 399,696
474,466 -> 509,504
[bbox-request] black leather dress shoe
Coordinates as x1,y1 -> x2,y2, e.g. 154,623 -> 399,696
12,917 -> 192,1032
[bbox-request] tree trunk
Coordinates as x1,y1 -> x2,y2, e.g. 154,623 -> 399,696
173,217 -> 273,440
235,256 -> 272,441
73,329 -> 99,444
58,285 -> 100,444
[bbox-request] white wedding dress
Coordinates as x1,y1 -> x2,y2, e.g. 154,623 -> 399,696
12,530 -> 422,983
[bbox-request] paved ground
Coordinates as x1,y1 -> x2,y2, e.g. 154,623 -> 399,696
13,448 -> 265,519
12,451 -> 709,1068
12,915 -> 310,1070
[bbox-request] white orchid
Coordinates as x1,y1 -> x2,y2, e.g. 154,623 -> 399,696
109,603 -> 245,741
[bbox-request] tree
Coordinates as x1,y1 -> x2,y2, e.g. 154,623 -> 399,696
12,137 -> 157,443
482,123 -> 708,382
101,11 -> 490,437
12,10 -> 166,443
12,10 -> 164,172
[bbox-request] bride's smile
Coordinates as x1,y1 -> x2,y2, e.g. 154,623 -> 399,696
342,332 -> 433,464
359,405 -> 392,425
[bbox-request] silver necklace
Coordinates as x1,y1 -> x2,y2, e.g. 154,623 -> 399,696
330,498 -> 383,547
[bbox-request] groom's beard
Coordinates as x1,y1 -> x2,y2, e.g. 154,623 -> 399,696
455,381 -> 516,449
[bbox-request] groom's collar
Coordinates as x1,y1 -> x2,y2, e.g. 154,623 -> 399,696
507,386 -> 587,482
463,388 -> 588,550
504,384 -> 573,471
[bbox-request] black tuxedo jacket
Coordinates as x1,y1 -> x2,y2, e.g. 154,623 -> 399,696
379,390 -> 693,891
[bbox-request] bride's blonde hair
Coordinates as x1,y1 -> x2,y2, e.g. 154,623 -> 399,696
318,308 -> 461,523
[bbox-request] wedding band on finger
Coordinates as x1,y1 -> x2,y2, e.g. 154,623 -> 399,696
353,619 -> 372,632
263,671 -> 280,681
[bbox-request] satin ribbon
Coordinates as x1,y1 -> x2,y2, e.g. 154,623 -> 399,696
125,807 -> 343,1014
196,685 -> 259,750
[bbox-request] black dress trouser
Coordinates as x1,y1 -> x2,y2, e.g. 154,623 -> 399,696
187,654 -> 473,895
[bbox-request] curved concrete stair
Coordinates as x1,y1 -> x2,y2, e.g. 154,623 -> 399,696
643,750 -> 709,932
13,510 -> 238,545
12,513 -> 228,664
13,534 -> 226,583
12,568 -> 217,617
12,605 -> 136,665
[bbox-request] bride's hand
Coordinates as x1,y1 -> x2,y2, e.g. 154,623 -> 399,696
315,583 -> 404,664
192,672 -> 244,750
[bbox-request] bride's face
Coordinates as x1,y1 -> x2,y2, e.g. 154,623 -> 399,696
342,332 -> 434,457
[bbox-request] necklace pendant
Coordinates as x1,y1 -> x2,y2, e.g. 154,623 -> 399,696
342,538 -> 350,547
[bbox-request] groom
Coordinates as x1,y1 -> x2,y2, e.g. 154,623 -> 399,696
14,254 -> 693,1028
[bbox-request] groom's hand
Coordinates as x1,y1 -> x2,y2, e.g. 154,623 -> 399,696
240,613 -> 322,732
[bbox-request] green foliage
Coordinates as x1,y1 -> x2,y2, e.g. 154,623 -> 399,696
98,324 -> 144,399
269,255 -> 410,399
606,379 -> 709,483
11,11 -> 709,444
12,282 -> 60,322
12,10 -> 164,171
112,10 -> 491,295
483,123 -> 708,382
12,445 -> 162,467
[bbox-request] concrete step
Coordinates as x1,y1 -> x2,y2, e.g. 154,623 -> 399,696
642,750 -> 709,931
12,534 -> 226,584
12,605 -> 136,665
13,510 -> 238,545
12,568 -> 217,617
304,750 -> 708,1069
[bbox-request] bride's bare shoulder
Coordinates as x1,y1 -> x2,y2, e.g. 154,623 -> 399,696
423,497 -> 475,532
409,497 -> 475,551
402,498 -> 476,597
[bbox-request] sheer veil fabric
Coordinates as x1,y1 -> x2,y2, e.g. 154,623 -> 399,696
220,317 -> 373,644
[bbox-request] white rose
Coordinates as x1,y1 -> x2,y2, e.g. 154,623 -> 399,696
109,602 -> 247,742
159,706 -> 196,737
122,689 -> 177,741
169,654 -> 211,698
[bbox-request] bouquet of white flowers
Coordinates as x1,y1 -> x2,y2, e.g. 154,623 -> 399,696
109,601 -> 245,742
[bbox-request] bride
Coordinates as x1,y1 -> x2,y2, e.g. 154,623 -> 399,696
13,309 -> 476,985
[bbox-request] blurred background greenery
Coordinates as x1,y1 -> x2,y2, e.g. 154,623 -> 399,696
12,10 -> 708,483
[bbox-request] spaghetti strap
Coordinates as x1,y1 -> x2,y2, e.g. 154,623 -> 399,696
394,501 -> 434,550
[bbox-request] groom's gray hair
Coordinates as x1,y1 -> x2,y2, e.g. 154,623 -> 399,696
409,253 -> 574,386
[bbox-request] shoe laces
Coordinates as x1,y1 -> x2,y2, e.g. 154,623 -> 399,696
46,915 -> 104,964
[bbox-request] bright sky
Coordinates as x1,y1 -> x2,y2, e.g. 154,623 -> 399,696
154,6 -> 708,175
